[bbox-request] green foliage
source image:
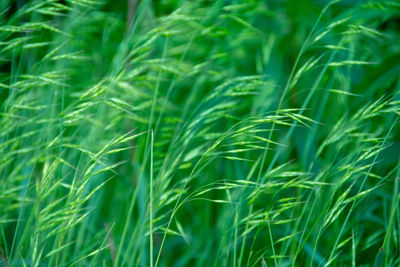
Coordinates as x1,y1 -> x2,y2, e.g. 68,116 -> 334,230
1,0 -> 399,266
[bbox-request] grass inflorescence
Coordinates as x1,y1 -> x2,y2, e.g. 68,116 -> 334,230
0,0 -> 400,266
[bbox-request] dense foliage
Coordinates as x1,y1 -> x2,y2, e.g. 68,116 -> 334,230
1,0 -> 400,266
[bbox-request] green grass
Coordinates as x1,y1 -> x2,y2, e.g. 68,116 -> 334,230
1,0 -> 400,266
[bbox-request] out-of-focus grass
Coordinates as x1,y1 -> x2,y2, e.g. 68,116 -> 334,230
0,0 -> 399,266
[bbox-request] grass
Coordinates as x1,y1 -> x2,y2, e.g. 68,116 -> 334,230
0,0 -> 400,266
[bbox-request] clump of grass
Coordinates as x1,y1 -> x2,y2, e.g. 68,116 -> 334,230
1,0 -> 399,266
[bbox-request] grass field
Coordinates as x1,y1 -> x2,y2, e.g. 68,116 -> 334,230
1,0 -> 400,266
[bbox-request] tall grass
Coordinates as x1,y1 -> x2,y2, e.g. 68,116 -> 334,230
1,0 -> 399,266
